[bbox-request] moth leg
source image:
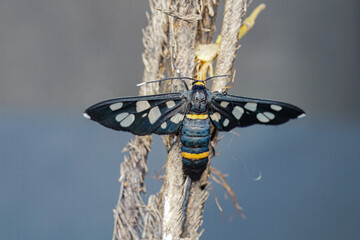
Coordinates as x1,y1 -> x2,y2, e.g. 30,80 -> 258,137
167,135 -> 179,153
210,142 -> 216,157
210,129 -> 218,141
210,129 -> 219,156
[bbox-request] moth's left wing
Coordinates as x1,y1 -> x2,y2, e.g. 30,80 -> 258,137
84,92 -> 187,135
209,92 -> 305,131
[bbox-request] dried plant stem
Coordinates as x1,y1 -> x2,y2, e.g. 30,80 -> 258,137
112,0 -> 247,239
162,141 -> 188,240
199,0 -> 219,44
182,1 -> 247,239
112,0 -> 170,239
212,0 -> 246,92
171,0 -> 197,79
181,180 -> 209,239
162,1 -> 198,239
112,135 -> 151,240
182,1 -> 220,238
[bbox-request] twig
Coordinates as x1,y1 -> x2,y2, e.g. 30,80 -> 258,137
162,1 -> 198,239
211,167 -> 246,219
181,2 -> 219,239
112,136 -> 151,240
112,0 -> 170,239
182,1 -> 247,239
199,0 -> 219,44
182,1 -> 218,239
181,180 -> 209,239
212,0 -> 246,92
112,0 -> 249,239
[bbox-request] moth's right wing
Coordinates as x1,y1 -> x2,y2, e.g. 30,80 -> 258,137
209,92 -> 305,131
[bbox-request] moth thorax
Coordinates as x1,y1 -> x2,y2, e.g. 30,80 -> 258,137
189,90 -> 208,113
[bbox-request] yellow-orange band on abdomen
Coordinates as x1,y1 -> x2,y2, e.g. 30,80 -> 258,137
186,114 -> 208,120
181,151 -> 209,159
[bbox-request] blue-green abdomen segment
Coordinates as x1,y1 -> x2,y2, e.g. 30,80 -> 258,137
180,116 -> 210,180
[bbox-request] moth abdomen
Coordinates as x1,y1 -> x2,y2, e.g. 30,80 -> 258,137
182,157 -> 209,181
180,115 -> 211,180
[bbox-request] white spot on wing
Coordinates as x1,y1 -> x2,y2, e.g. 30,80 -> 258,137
120,114 -> 135,127
109,102 -> 123,111
223,118 -> 229,127
116,113 -> 129,122
232,106 -> 244,120
142,113 -> 148,118
298,113 -> 306,118
166,101 -> 176,109
263,112 -> 275,120
257,113 -> 270,123
83,113 -> 91,119
136,101 -> 151,112
244,102 -> 257,112
148,106 -> 161,124
170,113 -> 184,124
161,122 -> 167,129
210,112 -> 221,122
270,104 -> 282,111
220,101 -> 229,108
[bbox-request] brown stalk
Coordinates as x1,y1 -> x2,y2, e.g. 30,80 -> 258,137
112,0 -> 247,239
112,0 -> 170,239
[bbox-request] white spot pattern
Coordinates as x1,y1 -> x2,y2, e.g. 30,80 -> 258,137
83,113 -> 91,119
223,118 -> 229,127
120,114 -> 135,127
166,101 -> 176,109
110,102 -> 123,111
148,106 -> 161,124
161,122 -> 167,129
244,102 -> 257,112
136,101 -> 151,112
210,112 -> 221,122
256,113 -> 270,123
142,113 -> 148,118
220,101 -> 229,108
298,113 -> 306,119
263,112 -> 275,120
170,113 -> 184,124
232,106 -> 244,120
270,105 -> 282,111
116,113 -> 129,122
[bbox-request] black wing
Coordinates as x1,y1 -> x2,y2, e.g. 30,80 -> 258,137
84,92 -> 187,135
209,92 -> 305,131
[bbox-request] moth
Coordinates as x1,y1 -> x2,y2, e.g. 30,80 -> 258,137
84,77 -> 305,180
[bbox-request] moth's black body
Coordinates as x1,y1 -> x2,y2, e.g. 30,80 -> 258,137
84,81 -> 305,180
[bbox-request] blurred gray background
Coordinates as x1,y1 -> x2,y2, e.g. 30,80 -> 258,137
0,0 -> 359,239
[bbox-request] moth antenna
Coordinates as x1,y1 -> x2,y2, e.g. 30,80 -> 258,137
203,74 -> 230,82
136,76 -> 196,87
224,69 -> 236,90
